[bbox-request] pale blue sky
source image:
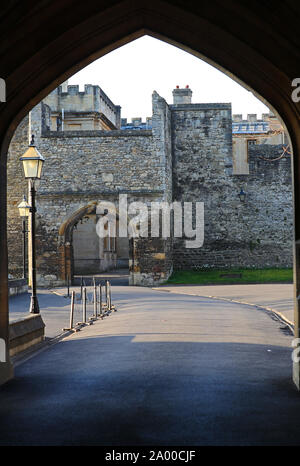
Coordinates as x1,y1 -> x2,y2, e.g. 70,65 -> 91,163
69,35 -> 269,121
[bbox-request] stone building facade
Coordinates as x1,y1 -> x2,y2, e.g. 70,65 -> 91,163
232,112 -> 287,175
44,81 -> 121,131
7,84 -> 293,286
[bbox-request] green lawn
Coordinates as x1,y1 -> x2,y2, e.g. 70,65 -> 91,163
166,268 -> 293,285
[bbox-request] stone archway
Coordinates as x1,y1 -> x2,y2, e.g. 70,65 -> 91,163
58,201 -> 134,282
1,1 -> 300,387
58,202 -> 98,282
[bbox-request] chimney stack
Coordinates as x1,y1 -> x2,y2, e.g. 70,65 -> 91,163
173,86 -> 192,104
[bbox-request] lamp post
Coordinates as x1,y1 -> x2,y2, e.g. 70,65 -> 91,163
17,195 -> 30,279
20,135 -> 44,314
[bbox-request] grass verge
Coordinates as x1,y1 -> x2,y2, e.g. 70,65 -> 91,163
166,268 -> 293,285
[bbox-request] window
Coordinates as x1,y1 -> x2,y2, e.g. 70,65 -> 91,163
246,139 -> 257,163
247,139 -> 257,147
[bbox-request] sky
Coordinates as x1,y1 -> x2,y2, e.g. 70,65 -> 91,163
69,35 -> 269,121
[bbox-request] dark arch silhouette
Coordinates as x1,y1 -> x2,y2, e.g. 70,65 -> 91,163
1,0 -> 300,386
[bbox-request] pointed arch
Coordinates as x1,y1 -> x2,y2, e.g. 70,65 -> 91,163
58,202 -> 97,281
1,0 -> 300,386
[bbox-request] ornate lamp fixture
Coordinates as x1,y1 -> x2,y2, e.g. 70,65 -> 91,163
238,188 -> 246,202
20,135 -> 45,313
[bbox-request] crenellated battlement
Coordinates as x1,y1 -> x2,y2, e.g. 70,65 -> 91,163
232,112 -> 276,123
43,82 -> 121,129
58,84 -> 118,112
121,117 -> 152,130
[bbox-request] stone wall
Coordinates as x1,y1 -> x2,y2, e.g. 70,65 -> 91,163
172,134 -> 293,270
129,236 -> 173,286
7,94 -> 174,286
7,115 -> 30,278
7,90 -> 294,287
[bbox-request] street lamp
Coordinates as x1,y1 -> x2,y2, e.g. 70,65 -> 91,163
238,188 -> 247,202
20,135 -> 44,313
17,195 -> 30,279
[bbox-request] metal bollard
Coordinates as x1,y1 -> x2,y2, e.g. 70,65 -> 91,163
110,281 -> 113,311
82,287 -> 87,324
67,274 -> 70,298
93,283 -> 97,318
108,280 -> 116,312
70,291 -> 75,328
80,276 -> 83,300
63,290 -> 76,331
98,284 -> 103,318
108,281 -> 112,311
105,280 -> 110,311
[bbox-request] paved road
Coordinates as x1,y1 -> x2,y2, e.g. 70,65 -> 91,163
1,286 -> 299,446
154,284 -> 294,327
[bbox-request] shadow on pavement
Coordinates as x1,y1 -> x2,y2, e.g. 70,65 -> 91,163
0,336 -> 298,446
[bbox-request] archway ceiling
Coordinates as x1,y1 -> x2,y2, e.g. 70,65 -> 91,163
0,0 -> 300,143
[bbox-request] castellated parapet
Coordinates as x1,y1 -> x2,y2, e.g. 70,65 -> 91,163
121,117 -> 152,129
43,83 -> 121,131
